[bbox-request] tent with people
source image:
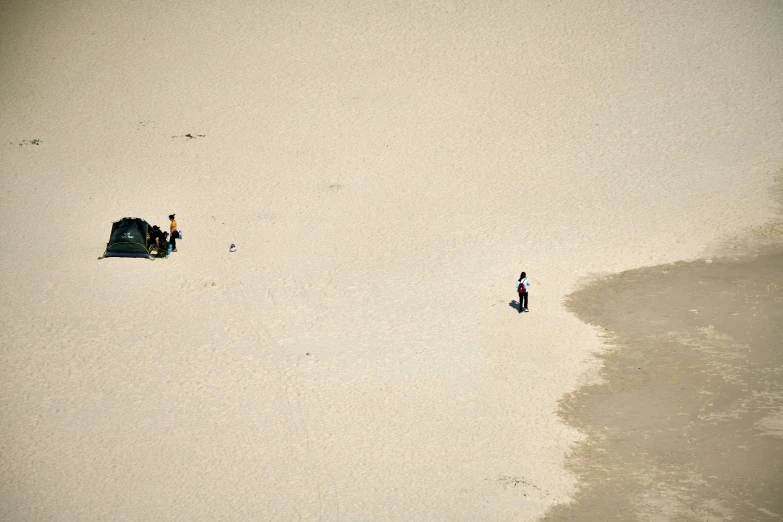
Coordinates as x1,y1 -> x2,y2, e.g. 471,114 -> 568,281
103,217 -> 151,258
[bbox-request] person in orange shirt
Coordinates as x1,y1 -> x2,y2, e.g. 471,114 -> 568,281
169,214 -> 179,252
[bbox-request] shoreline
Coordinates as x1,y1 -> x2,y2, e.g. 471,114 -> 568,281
543,203 -> 783,520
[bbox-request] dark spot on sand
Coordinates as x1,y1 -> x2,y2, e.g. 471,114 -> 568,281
172,134 -> 206,139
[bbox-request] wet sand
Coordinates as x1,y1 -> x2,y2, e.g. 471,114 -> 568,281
544,242 -> 783,520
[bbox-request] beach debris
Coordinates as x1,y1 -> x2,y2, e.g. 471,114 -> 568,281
172,133 -> 205,139
496,475 -> 550,497
229,244 -> 236,252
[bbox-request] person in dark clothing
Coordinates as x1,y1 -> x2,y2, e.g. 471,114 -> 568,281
149,225 -> 164,250
516,271 -> 530,313
147,224 -> 169,255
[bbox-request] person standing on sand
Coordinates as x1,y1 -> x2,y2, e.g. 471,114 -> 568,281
517,272 -> 530,313
169,214 -> 179,252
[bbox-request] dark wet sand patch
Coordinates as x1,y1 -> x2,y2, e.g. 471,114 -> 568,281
542,249 -> 783,521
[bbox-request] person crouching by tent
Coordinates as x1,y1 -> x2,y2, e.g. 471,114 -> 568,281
148,226 -> 169,256
169,214 -> 179,253
149,225 -> 164,250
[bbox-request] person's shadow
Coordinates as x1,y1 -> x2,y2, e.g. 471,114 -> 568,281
509,300 -> 522,313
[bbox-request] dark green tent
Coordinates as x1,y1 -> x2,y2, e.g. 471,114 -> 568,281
104,217 -> 150,258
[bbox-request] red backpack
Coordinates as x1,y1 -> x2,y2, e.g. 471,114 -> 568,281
517,281 -> 527,294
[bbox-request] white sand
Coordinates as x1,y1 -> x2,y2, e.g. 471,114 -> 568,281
1,1 -> 782,519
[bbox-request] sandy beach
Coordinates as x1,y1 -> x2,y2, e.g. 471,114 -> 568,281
1,1 -> 782,520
